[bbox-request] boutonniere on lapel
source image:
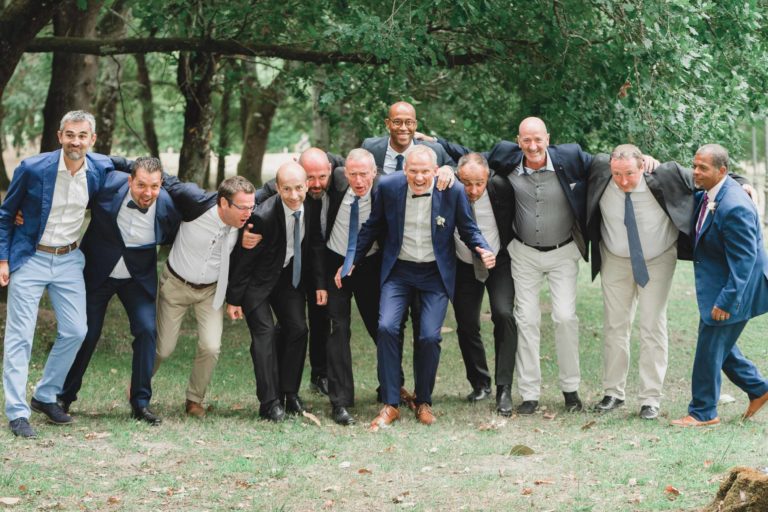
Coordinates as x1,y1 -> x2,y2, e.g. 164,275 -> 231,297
707,201 -> 717,214
435,215 -> 446,228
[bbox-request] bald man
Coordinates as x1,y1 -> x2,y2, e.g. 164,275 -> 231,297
226,163 -> 327,422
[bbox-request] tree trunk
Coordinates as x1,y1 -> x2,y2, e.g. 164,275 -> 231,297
216,71 -> 234,186
336,101 -> 359,155
40,0 -> 104,152
703,466 -> 768,512
236,67 -> 287,187
0,107 -> 8,193
177,51 -> 217,187
93,0 -> 129,155
134,53 -> 160,157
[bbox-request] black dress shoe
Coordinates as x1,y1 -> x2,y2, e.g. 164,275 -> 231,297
9,418 -> 37,438
57,399 -> 71,415
332,406 -> 356,426
466,385 -> 492,402
517,400 -> 538,415
260,401 -> 285,422
30,397 -> 73,424
310,376 -> 329,396
131,407 -> 162,426
563,391 -> 583,412
284,394 -> 306,415
593,395 -> 624,412
496,385 -> 513,417
639,405 -> 659,420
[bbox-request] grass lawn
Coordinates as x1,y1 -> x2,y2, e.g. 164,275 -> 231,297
0,259 -> 766,511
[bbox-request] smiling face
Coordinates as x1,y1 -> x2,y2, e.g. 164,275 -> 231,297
276,163 -> 308,211
57,120 -> 96,164
128,168 -> 163,210
458,161 -> 489,203
517,117 -> 550,170
385,102 -> 417,153
298,148 -> 331,200
405,150 -> 437,196
692,151 -> 727,191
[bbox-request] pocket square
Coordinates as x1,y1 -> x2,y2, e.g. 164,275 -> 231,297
569,182 -> 577,190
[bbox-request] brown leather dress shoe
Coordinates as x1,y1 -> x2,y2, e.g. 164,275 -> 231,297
743,390 -> 768,420
400,387 -> 417,412
370,405 -> 400,430
416,403 -> 436,425
185,399 -> 206,418
670,415 -> 720,427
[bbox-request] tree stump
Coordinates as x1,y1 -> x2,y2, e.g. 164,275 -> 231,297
703,466 -> 768,512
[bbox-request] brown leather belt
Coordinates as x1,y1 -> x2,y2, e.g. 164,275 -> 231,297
167,263 -> 215,290
36,242 -> 78,255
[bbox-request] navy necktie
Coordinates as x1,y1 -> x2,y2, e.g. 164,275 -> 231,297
292,210 -> 302,288
341,196 -> 360,278
395,154 -> 404,172
127,200 -> 148,214
624,192 -> 649,287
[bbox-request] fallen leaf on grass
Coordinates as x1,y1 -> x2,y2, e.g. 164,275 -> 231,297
322,486 -> 340,492
84,432 -> 111,440
107,496 -> 121,505
718,393 -> 736,404
338,461 -> 351,469
581,420 -> 597,430
521,488 -> 533,495
664,485 -> 680,500
628,478 -> 637,487
420,466 -> 432,473
302,411 -> 322,427
543,412 -> 557,420
478,422 -> 499,431
534,479 -> 554,485
322,499 -> 334,509
627,494 -> 643,504
358,468 -> 372,475
231,403 -> 245,411
16,486 -> 25,493
392,491 -> 410,503
0,497 -> 21,507
703,460 -> 713,468
508,445 -> 535,456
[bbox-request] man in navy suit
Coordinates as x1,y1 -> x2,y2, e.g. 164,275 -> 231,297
671,144 -> 768,426
58,157 -> 180,425
0,111 -> 115,438
352,145 -> 495,428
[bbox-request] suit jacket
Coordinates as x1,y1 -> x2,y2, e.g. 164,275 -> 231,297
0,150 -> 115,272
484,172 -> 515,256
693,176 -> 768,325
80,172 -> 182,297
439,138 -> 592,259
226,194 -> 325,313
354,173 -> 490,299
586,155 -> 697,279
361,137 -> 455,175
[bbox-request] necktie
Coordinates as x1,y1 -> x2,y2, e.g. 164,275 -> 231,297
212,227 -> 232,310
127,200 -> 148,214
341,196 -> 360,278
292,210 -> 302,288
395,154 -> 404,172
470,203 -> 489,282
695,193 -> 709,239
624,192 -> 649,287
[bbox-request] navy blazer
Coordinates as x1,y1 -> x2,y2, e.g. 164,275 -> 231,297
693,176 -> 768,325
80,172 -> 181,298
354,173 -> 490,299
439,138 -> 592,259
361,137 -> 456,175
0,150 -> 115,272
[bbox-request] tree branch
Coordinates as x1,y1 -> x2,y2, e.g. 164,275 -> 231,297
25,36 -> 492,66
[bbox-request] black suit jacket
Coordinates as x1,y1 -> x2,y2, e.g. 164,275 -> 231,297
440,139 -> 592,259
484,172 -> 515,256
226,194 -> 325,313
255,152 -> 345,205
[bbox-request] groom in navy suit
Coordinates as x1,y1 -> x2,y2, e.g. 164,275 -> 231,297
672,144 -> 768,426
351,145 -> 495,428
58,157 -> 181,425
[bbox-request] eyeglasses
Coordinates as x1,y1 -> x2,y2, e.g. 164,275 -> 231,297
227,200 -> 255,212
388,119 -> 416,128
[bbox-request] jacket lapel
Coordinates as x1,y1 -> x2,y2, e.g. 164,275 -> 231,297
39,150 -> 61,237
395,177 -> 408,249
696,179 -> 730,247
430,179 -> 442,243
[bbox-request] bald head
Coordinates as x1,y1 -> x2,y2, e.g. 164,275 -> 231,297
276,161 -> 308,211
298,147 -> 331,199
517,117 -> 550,170
386,101 -> 417,153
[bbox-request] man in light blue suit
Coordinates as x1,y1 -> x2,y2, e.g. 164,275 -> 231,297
0,111 -> 115,438
350,145 -> 495,428
672,144 -> 768,427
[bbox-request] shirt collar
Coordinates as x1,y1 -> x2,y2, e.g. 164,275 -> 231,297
57,151 -> 88,176
345,186 -> 372,202
281,200 -> 304,219
516,149 -> 555,176
387,139 -> 414,157
707,174 -> 728,199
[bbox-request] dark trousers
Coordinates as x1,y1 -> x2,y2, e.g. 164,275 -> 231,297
453,256 -> 517,389
378,260 -> 448,406
307,288 -> 330,380
245,263 -> 308,413
689,319 -> 768,421
325,250 -> 381,407
60,277 -> 156,408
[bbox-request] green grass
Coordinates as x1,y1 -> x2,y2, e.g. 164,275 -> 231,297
0,259 -> 766,511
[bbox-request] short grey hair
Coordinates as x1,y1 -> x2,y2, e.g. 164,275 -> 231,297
457,152 -> 489,175
345,148 -> 376,171
696,143 -> 729,171
59,110 -> 96,133
406,144 -> 437,167
609,144 -> 643,169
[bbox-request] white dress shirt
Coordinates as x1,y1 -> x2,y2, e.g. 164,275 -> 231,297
39,152 -> 89,247
383,140 -> 414,175
168,206 -> 238,284
327,188 -> 377,257
599,176 -> 677,260
398,182 -> 435,262
109,193 -> 158,279
282,202 -> 305,268
455,190 -> 500,264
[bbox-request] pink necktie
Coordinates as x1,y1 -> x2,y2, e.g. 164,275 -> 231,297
695,193 -> 709,238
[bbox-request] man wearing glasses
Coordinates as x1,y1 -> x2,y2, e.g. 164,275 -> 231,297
153,176 -> 256,418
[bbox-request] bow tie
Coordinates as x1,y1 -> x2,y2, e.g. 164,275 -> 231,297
127,200 -> 149,214
411,193 -> 431,199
